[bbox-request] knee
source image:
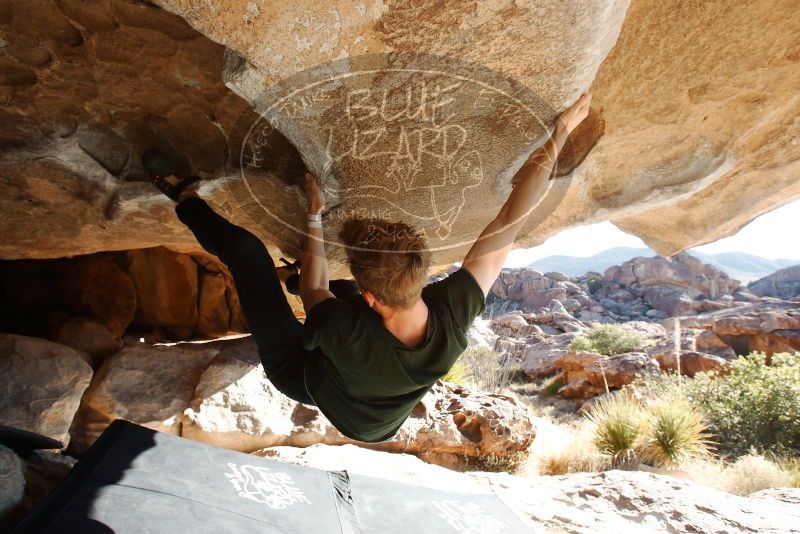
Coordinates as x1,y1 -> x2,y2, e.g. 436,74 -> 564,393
224,231 -> 267,259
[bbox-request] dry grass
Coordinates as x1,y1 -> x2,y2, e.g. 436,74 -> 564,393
688,454 -> 796,496
520,417 -> 610,476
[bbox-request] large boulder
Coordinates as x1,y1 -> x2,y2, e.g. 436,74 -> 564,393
182,337 -> 535,468
127,247 -> 198,330
603,253 -> 740,297
69,342 -> 217,453
0,334 -> 93,447
0,445 -> 25,530
652,351 -> 730,377
522,332 -> 580,378
52,317 -> 122,366
554,351 -> 660,399
749,265 -> 800,299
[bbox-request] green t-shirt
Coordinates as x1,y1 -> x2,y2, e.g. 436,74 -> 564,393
301,268 -> 486,443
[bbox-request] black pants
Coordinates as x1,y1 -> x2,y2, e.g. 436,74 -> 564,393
175,197 -> 359,405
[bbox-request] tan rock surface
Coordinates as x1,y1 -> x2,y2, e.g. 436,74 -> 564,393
653,351 -> 730,378
1,1 -> 799,269
127,247 -> 199,329
554,350 -> 660,398
69,343 -> 217,453
0,334 -> 93,447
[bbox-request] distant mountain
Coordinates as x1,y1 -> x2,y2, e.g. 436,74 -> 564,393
526,247 -> 798,282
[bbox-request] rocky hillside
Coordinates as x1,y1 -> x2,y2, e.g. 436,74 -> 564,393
474,252 -> 800,400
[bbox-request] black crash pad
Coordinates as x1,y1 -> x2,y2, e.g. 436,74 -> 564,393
14,420 -> 530,533
0,425 -> 63,451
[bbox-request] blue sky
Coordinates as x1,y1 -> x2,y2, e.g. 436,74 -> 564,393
505,198 -> 800,267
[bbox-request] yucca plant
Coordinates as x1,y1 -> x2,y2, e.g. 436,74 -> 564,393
585,392 -> 644,467
637,398 -> 714,468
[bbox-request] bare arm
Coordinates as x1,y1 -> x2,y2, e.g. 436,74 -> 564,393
299,172 -> 336,313
463,94 -> 592,295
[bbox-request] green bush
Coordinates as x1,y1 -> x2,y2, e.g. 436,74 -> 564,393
639,352 -> 800,457
586,274 -> 603,294
569,324 -> 646,356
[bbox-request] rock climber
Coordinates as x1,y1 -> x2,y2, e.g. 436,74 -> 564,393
144,93 -> 591,443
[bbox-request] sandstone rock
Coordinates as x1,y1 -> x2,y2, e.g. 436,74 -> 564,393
749,265 -> 800,299
491,313 -> 533,337
641,285 -> 697,317
465,317 -> 497,348
0,334 -> 93,447
0,0 -> 256,261
653,351 -> 729,377
0,445 -> 24,530
694,330 -> 737,360
182,338 -> 534,467
544,272 -> 570,282
128,247 -> 198,329
77,123 -> 130,176
522,332 -> 579,378
522,288 -> 568,312
712,309 -> 800,336
619,320 -> 668,340
56,254 -> 137,338
555,351 -> 660,398
258,444 -> 800,533
53,317 -> 122,365
558,378 -> 602,400
18,450 -> 77,514
195,270 -> 230,338
503,469 -> 800,533
69,342 -> 217,453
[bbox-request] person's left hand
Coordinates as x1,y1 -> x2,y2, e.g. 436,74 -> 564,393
304,171 -> 325,215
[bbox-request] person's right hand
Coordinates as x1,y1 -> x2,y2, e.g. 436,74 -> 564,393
304,171 -> 325,215
556,93 -> 592,134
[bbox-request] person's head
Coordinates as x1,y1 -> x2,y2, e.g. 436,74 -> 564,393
339,218 -> 431,310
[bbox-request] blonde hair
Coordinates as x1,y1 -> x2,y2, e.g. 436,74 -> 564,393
339,218 -> 431,309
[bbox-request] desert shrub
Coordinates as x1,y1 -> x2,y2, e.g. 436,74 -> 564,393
540,374 -> 566,397
442,359 -> 470,384
585,273 -> 603,294
459,346 -> 516,394
585,391 -> 713,469
568,324 -> 646,356
689,454 -> 796,496
641,352 -> 800,457
585,392 -> 643,466
637,398 -> 713,468
776,456 -> 800,487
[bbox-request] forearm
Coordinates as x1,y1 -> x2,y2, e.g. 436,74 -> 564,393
462,123 -> 569,293
497,122 -> 569,228
299,225 -> 329,296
